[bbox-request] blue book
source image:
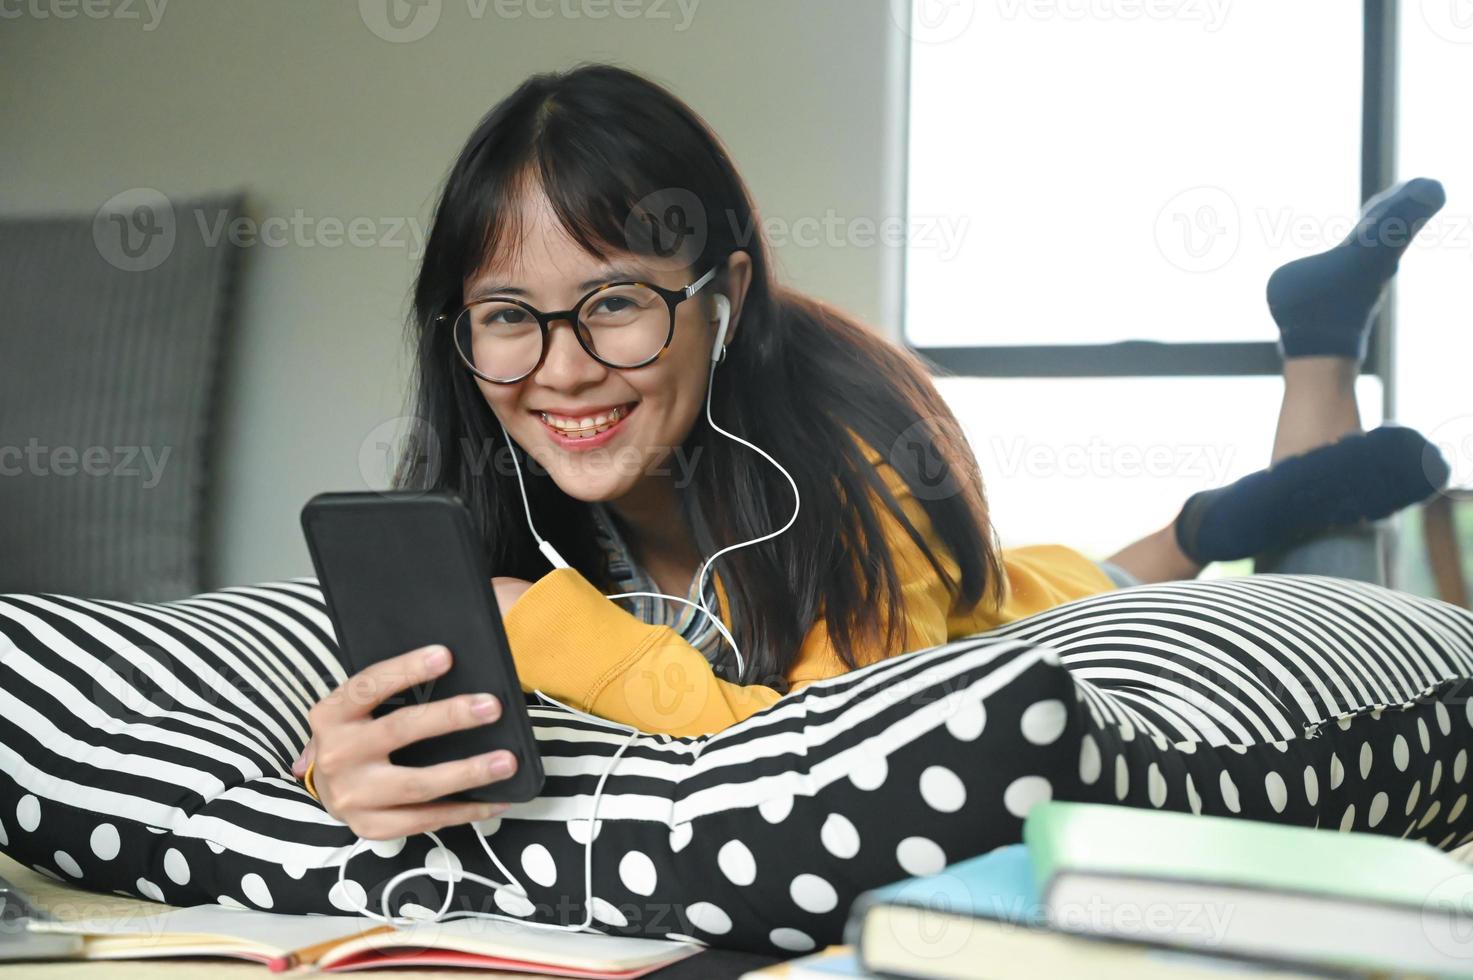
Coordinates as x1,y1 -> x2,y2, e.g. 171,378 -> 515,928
845,843 -> 1042,936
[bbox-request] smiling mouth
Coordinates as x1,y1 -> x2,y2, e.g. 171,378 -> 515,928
535,403 -> 637,439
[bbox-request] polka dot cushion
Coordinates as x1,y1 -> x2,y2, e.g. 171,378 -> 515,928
1,572 -> 1471,954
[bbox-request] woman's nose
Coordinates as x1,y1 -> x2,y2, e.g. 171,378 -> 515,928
534,317 -> 606,389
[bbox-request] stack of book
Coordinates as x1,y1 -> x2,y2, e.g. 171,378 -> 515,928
749,801 -> 1473,978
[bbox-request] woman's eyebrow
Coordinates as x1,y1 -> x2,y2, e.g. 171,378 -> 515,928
468,266 -> 650,301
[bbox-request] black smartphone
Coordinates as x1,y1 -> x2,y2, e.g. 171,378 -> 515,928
300,490 -> 544,804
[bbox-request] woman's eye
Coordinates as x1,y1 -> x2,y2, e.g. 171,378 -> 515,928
485,309 -> 527,326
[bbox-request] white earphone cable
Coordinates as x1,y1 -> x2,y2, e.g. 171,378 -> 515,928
335,710 -> 639,933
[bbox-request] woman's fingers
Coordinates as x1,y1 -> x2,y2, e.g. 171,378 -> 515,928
383,748 -> 520,806
370,690 -> 503,755
351,800 -> 509,843
291,737 -> 316,778
308,643 -> 452,729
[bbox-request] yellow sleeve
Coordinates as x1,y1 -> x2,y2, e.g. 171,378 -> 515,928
503,568 -> 790,736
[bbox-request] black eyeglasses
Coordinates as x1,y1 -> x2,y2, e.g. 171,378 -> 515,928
438,261 -> 725,384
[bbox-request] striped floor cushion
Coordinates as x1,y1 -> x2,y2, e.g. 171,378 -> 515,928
1,573 -> 1470,954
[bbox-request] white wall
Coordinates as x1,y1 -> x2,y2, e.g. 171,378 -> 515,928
0,0 -> 909,588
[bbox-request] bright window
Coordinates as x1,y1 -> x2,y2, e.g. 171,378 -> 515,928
940,376 -> 1383,563
1395,7 -> 1473,491
905,1 -> 1362,348
904,2 -> 1372,565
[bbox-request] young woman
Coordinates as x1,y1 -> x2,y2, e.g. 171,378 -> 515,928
297,63 -> 1448,841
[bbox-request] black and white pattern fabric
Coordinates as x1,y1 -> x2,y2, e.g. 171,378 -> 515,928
1,573 -> 1471,954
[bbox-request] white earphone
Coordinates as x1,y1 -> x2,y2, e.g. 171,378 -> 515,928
711,293 -> 731,362
333,289 -> 802,933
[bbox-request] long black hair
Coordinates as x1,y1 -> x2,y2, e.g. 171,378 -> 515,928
398,62 -> 1004,690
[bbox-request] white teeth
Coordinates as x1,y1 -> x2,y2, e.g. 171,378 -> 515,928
538,405 -> 629,437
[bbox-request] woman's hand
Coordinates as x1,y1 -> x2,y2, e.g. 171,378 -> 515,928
303,643 -> 520,840
291,576 -> 536,788
492,575 -> 533,611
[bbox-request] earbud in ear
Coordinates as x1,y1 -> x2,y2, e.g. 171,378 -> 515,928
711,294 -> 731,363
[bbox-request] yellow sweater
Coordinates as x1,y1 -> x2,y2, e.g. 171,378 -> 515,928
503,439 -> 1117,736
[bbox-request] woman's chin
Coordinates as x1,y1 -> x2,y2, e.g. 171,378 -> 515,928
546,468 -> 639,504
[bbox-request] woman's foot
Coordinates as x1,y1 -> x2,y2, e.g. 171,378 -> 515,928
1266,177 -> 1445,365
1173,425 -> 1450,565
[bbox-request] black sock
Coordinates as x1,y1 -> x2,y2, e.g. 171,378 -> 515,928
1174,425 -> 1450,566
1266,177 -> 1445,364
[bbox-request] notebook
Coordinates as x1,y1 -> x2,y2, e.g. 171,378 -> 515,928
31,905 -> 701,975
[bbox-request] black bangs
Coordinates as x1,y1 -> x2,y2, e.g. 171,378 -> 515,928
448,80 -> 713,302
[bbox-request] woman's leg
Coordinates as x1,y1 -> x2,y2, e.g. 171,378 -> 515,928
1253,357 -> 1383,584
1103,344 -> 1373,585
1104,179 -> 1448,587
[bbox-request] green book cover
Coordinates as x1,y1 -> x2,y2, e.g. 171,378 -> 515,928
1021,801 -> 1473,912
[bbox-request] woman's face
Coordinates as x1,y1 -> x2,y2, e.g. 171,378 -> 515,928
465,187 -> 747,504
